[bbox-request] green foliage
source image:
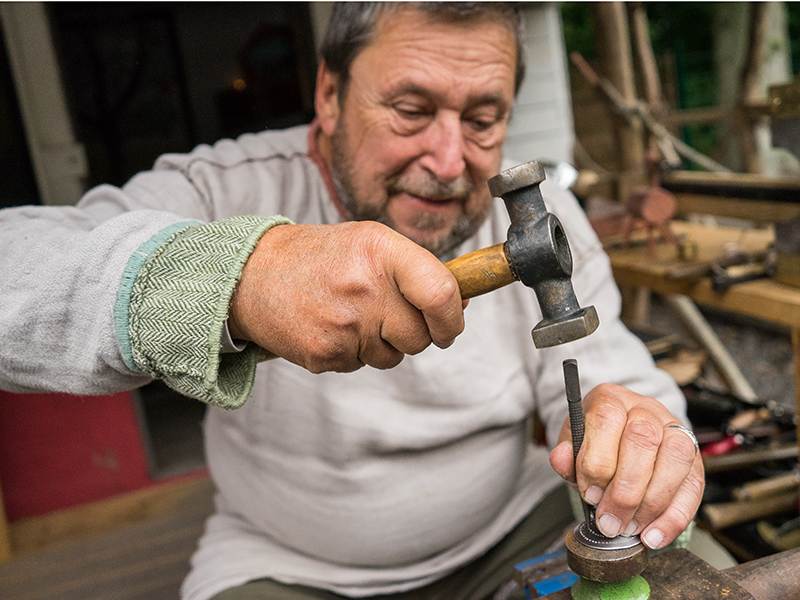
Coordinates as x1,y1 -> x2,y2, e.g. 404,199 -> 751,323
560,2 -> 721,163
560,3 -> 595,59
646,3 -> 715,56
788,2 -> 800,75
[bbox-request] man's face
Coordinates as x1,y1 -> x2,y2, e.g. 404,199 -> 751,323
319,10 -> 517,256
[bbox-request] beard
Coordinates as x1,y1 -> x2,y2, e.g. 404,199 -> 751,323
329,123 -> 490,258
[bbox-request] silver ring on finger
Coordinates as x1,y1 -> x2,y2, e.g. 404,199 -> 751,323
663,424 -> 699,457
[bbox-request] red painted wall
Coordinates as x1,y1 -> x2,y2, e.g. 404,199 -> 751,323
0,391 -> 152,520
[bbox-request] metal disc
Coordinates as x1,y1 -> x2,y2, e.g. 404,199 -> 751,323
573,521 -> 643,550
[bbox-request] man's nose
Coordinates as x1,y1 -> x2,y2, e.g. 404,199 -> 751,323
419,113 -> 466,183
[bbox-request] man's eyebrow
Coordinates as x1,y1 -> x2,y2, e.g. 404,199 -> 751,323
466,92 -> 509,110
384,82 -> 434,100
385,83 -> 509,110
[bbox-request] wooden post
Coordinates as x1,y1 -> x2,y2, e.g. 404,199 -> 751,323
793,327 -> 800,515
591,2 -> 646,202
737,2 -> 768,174
627,2 -> 681,168
0,482 -> 12,562
628,3 -> 662,141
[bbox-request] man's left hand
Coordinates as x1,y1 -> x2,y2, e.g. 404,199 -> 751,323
549,383 -> 704,550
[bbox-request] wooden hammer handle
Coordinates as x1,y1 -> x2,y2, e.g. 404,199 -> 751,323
444,243 -> 517,300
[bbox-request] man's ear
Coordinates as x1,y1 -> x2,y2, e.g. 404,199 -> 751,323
315,60 -> 340,136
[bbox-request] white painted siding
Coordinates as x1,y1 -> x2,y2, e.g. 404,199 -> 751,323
505,3 -> 575,166
1,2 -> 88,205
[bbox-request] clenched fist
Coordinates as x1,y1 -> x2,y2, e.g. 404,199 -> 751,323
228,221 -> 466,373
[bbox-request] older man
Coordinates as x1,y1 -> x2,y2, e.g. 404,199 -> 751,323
0,3 -> 703,600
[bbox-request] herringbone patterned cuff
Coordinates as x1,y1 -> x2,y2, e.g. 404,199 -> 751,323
122,215 -> 292,408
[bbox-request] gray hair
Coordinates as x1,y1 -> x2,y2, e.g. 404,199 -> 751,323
320,2 -> 525,101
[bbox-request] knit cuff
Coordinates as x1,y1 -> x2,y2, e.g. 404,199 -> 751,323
116,215 -> 292,408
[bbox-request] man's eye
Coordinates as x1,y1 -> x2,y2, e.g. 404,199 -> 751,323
470,119 -> 495,130
465,117 -> 500,137
395,105 -> 427,118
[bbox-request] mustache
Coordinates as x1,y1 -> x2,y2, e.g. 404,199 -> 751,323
386,172 -> 474,201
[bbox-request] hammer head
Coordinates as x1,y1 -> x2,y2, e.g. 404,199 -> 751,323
488,161 -> 599,348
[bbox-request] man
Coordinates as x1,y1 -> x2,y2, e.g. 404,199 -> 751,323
0,4 -> 703,600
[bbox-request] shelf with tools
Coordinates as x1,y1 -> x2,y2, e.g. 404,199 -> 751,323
608,221 -> 800,330
605,218 -> 800,561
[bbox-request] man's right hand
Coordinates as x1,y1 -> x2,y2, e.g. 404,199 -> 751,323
228,222 -> 466,373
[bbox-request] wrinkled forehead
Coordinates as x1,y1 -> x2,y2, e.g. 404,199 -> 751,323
376,4 -> 517,35
360,8 -> 517,89
365,5 -> 522,86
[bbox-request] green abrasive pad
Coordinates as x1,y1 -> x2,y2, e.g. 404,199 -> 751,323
570,575 -> 650,600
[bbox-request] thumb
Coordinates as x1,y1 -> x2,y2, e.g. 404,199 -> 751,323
385,242 -> 465,349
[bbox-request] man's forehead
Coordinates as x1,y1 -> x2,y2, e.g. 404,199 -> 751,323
350,9 -> 515,101
371,6 -> 514,45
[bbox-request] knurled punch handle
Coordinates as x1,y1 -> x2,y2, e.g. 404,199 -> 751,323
563,358 -> 584,463
564,358 -> 593,525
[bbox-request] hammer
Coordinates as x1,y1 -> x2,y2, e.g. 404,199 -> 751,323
444,161 -> 599,348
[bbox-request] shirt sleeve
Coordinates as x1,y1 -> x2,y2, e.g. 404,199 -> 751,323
117,214 -> 291,408
0,203 -> 191,395
0,161 -> 291,406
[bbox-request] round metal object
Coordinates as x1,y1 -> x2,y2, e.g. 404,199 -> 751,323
574,520 -> 643,551
487,160 -> 546,198
566,528 -> 649,583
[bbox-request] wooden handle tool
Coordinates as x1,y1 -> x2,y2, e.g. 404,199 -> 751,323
444,243 -> 516,300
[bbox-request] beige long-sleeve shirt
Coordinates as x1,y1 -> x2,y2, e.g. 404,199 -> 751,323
0,124 -> 686,599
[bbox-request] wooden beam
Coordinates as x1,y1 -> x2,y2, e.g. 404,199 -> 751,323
628,2 -> 681,167
663,103 -> 770,127
662,170 -> 800,222
592,1 -> 645,183
0,484 -> 11,563
736,2 -> 769,173
663,106 -> 735,126
662,169 -> 800,191
793,328 -> 800,503
674,194 -> 800,223
628,3 -> 661,111
8,473 -> 210,557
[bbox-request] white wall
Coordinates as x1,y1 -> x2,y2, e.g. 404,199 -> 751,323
504,3 -> 575,166
309,2 -> 333,53
0,2 -> 88,205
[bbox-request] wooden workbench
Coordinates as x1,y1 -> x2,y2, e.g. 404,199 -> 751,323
607,220 -> 800,408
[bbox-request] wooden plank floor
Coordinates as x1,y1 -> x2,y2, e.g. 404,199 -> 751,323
0,477 -> 214,600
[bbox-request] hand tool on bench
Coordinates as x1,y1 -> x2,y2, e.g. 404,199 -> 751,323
665,249 -> 769,281
709,255 -> 776,292
445,161 -> 599,348
561,359 -> 651,600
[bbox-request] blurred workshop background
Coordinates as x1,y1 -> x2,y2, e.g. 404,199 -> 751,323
1,2 -> 800,598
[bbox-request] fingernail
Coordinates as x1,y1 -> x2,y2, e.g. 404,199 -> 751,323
598,514 -> 621,538
643,529 -> 664,549
585,486 -> 603,505
622,520 -> 638,537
